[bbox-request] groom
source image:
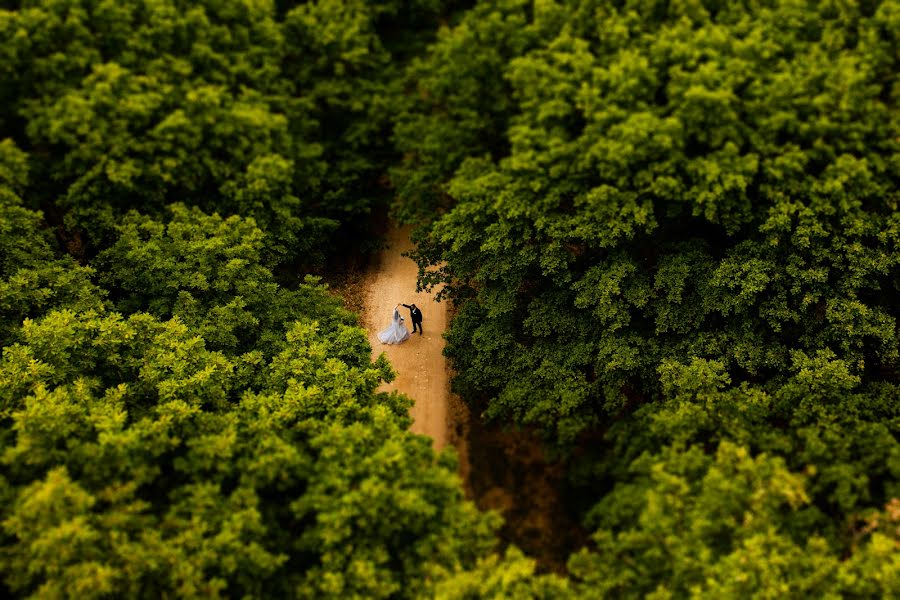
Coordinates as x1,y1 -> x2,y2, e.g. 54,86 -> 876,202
401,303 -> 423,335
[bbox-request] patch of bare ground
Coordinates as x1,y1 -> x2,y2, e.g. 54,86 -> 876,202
455,407 -> 590,574
324,265 -> 368,318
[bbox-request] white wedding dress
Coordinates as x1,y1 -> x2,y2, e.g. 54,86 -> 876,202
378,308 -> 410,344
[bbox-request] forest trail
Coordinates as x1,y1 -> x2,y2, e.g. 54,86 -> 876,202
362,224 -> 452,450
359,224 -> 583,571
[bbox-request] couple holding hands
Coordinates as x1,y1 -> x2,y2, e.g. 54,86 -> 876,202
378,303 -> 423,344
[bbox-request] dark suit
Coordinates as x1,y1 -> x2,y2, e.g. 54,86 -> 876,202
402,304 -> 423,334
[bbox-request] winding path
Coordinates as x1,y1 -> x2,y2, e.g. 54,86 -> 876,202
362,224 -> 450,449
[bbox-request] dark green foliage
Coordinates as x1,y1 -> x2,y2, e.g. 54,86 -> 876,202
569,441 -> 900,598
392,0 -> 536,220
0,303 -> 498,598
2,0 -> 458,261
628,355 -> 900,523
0,139 -> 104,347
2,0 -> 899,595
12,0 -> 302,222
396,0 -> 900,593
95,203 -> 345,357
1,3 -> 529,595
402,0 -> 899,439
0,192 -> 510,595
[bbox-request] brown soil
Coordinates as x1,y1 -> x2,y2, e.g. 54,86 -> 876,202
462,419 -> 590,573
325,265 -> 368,318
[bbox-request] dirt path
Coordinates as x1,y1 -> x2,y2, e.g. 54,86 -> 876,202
358,223 -> 584,571
362,224 -> 450,449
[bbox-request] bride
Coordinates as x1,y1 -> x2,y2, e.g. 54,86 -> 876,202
378,303 -> 410,344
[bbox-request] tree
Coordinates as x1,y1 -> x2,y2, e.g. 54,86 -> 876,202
0,138 -> 103,347
2,0 -> 461,262
569,441 -> 898,598
396,0 -> 900,589
3,0 -> 898,593
401,0 -> 899,440
0,298 -> 503,597
94,203 -> 344,356
428,546 -> 574,599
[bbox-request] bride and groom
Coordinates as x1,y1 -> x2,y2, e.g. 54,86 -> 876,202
378,303 -> 423,344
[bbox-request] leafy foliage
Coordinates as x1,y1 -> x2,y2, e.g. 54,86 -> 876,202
0,139 -> 104,347
402,0 -> 899,438
0,1 -> 544,598
95,203 -> 347,357
2,0 -> 899,595
2,0 -> 455,261
569,442 -> 899,598
397,0 -> 900,593
0,295 -> 504,598
430,546 -> 574,599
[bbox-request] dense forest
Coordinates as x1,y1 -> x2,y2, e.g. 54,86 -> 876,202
0,0 -> 897,598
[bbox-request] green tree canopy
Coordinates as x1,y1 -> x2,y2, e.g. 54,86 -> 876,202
395,0 -> 900,592
2,0 -> 898,595
2,0 -> 457,261
569,441 -> 899,598
94,203 -> 348,356
400,0 -> 899,439
0,138 -> 103,347
0,298 -> 504,597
